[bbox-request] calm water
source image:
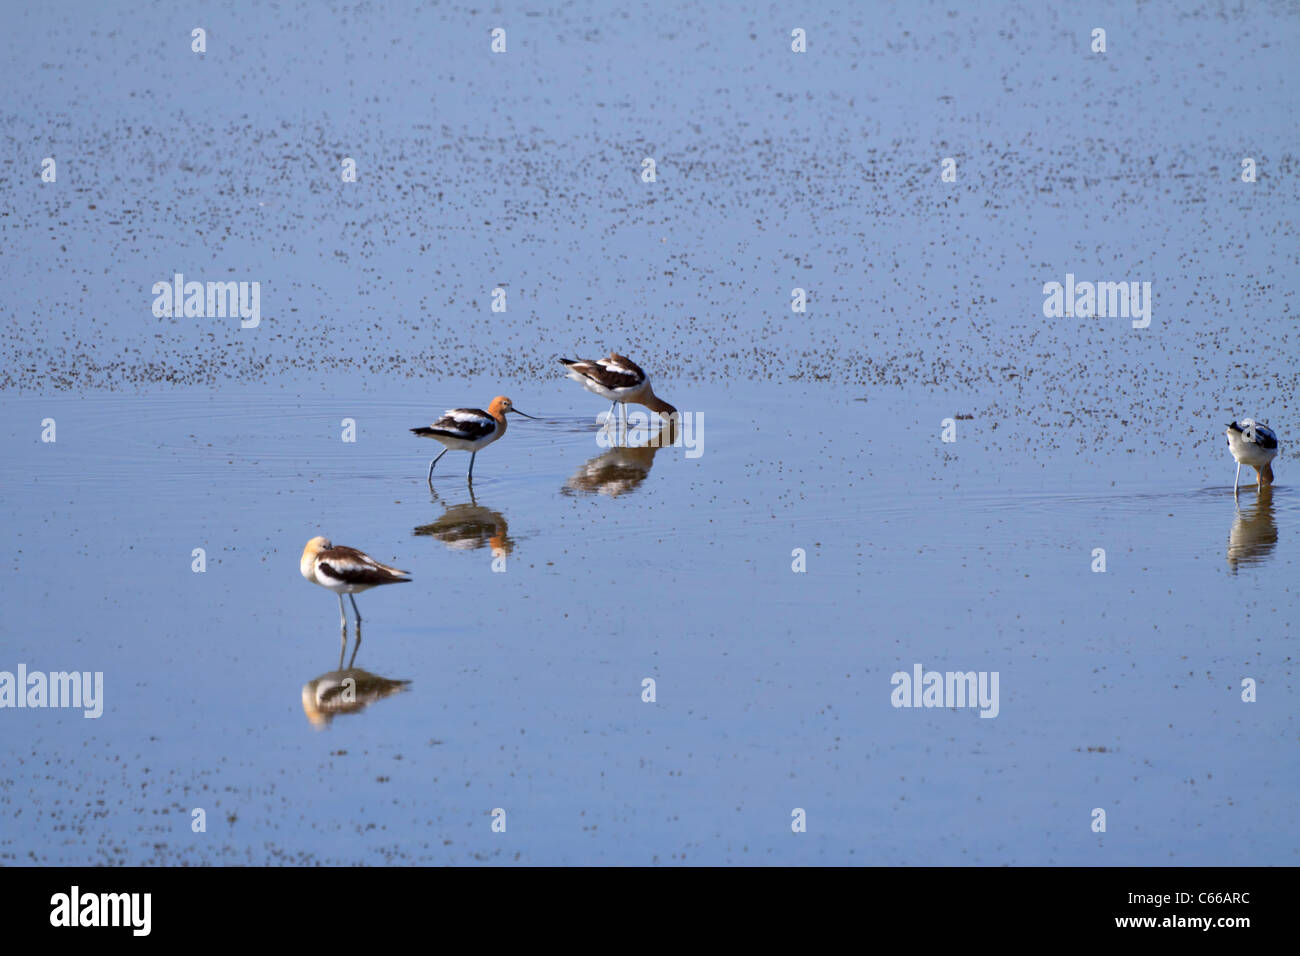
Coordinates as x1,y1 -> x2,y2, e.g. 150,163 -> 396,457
1,1 -> 1297,865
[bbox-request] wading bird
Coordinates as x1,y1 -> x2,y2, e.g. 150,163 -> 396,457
411,396 -> 536,484
300,537 -> 411,632
559,353 -> 677,427
1225,418 -> 1279,496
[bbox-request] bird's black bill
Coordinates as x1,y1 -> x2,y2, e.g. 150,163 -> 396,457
509,408 -> 540,419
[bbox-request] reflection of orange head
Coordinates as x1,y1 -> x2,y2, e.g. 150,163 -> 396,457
490,512 -> 513,555
301,685 -> 329,727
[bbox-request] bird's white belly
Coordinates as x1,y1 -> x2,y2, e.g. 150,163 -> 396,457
1227,432 -> 1275,466
312,570 -> 372,595
432,431 -> 500,451
579,378 -> 648,403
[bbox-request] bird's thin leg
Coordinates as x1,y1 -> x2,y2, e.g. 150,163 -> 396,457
1234,463 -> 1241,497
349,593 -> 362,623
467,450 -> 477,483
349,618 -> 362,669
605,401 -> 617,427
427,448 -> 449,484
338,591 -> 348,670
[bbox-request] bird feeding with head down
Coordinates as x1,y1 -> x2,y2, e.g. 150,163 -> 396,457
1225,418 -> 1279,496
559,353 -> 677,427
300,537 -> 411,631
411,395 -> 537,484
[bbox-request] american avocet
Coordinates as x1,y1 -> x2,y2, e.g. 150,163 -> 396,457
300,537 -> 411,632
1225,419 -> 1280,496
411,396 -> 536,484
559,353 -> 677,426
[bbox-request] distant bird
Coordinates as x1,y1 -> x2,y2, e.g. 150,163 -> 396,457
300,537 -> 411,631
559,353 -> 677,426
1225,419 -> 1279,495
411,396 -> 537,484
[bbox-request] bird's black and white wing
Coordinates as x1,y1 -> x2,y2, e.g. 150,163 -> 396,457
1229,419 -> 1279,450
316,545 -> 411,586
560,354 -> 647,392
413,408 -> 498,442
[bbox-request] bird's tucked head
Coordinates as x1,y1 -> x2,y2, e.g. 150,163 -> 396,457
301,536 -> 331,580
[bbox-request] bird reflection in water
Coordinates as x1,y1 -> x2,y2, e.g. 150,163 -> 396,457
413,486 -> 513,558
563,418 -> 677,498
301,625 -> 410,727
1227,486 -> 1277,573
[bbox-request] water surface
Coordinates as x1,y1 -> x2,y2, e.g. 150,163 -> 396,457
1,0 -> 1297,865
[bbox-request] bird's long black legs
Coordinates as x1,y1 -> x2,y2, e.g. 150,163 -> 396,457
427,448 -> 449,484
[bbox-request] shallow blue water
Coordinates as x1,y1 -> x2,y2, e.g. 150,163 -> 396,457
1,379 -> 1295,864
